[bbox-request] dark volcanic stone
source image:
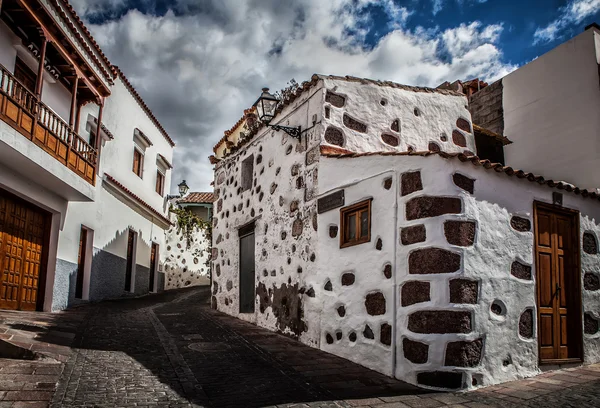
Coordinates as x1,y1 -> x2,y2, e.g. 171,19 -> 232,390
337,305 -> 346,317
383,177 -> 393,190
365,292 -> 386,316
325,90 -> 345,107
336,332 -> 342,340
408,310 -> 472,334
584,313 -> 599,334
325,127 -> 345,147
401,171 -> 423,196
341,273 -> 355,286
292,218 -> 303,237
417,372 -> 463,389
383,264 -> 392,279
401,224 -> 426,245
449,279 -> 479,304
306,288 -> 315,297
510,216 -> 531,232
401,281 -> 430,307
329,226 -> 338,238
583,232 -> 598,254
409,248 -> 461,274
511,261 -> 532,280
444,220 -> 476,247
445,338 -> 483,367
363,325 -> 374,339
382,133 -> 399,147
519,309 -> 534,338
428,142 -> 441,152
349,332 -> 357,342
343,113 -> 367,133
584,272 -> 600,291
376,238 -> 383,250
456,118 -> 472,133
391,119 -> 400,132
324,280 -> 332,291
452,173 -> 475,194
326,333 -> 334,344
406,196 -> 462,220
403,338 -> 429,364
380,323 -> 392,346
452,130 -> 467,147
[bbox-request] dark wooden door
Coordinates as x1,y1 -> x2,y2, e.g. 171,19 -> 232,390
75,227 -> 87,299
0,190 -> 50,311
239,224 -> 255,313
125,230 -> 135,292
535,203 -> 582,363
149,243 -> 157,292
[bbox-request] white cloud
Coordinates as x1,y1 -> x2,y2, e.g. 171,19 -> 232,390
71,0 -> 515,192
533,0 -> 600,44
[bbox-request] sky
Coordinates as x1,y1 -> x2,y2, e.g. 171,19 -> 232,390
69,0 -> 600,193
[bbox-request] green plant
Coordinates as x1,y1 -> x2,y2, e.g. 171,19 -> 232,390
169,206 -> 212,248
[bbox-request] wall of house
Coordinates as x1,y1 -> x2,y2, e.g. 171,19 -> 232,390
320,77 -> 474,154
502,27 -> 600,190
468,80 -> 504,135
211,82 -> 324,346
163,214 -> 211,289
52,77 -> 175,310
318,153 -> 600,390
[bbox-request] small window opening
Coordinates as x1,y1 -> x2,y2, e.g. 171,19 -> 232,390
340,199 -> 372,248
241,154 -> 254,191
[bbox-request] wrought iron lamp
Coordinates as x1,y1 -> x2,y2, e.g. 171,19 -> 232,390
167,180 -> 189,200
253,88 -> 301,139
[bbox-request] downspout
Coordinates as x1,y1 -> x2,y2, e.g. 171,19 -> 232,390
392,170 -> 399,378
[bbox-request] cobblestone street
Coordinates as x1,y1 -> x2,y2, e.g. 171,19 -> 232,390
0,287 -> 599,407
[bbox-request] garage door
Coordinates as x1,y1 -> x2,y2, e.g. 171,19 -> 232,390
0,190 -> 50,310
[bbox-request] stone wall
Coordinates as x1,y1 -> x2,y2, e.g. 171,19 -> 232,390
468,80 -> 504,135
163,220 -> 211,289
318,153 -> 600,390
211,85 -> 324,345
321,77 -> 475,155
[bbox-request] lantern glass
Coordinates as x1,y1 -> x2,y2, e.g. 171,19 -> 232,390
178,180 -> 189,196
253,88 -> 280,124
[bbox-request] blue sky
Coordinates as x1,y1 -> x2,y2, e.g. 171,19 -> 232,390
71,0 -> 600,191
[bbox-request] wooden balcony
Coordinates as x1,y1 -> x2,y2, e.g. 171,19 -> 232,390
0,64 -> 97,185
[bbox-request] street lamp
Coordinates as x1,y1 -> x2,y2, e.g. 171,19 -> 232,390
167,179 -> 189,200
253,88 -> 302,139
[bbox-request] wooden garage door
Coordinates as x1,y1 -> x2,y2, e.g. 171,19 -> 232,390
534,202 -> 582,363
0,190 -> 50,311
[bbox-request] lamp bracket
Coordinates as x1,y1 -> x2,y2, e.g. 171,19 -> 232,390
269,124 -> 302,139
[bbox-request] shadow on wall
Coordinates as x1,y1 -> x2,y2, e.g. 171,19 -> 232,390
163,222 -> 211,290
52,226 -> 165,311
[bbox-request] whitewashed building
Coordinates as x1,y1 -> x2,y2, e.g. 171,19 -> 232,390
468,23 -> 600,191
0,0 -> 175,311
210,74 -> 600,391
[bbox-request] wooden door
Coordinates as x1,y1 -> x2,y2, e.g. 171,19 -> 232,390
0,190 -> 50,311
125,230 -> 135,292
535,203 -> 582,363
239,223 -> 255,313
149,243 -> 157,292
75,227 -> 87,299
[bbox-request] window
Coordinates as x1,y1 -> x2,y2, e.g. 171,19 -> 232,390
340,199 -> 372,248
241,154 -> 254,191
132,148 -> 143,178
14,57 -> 36,92
155,170 -> 165,196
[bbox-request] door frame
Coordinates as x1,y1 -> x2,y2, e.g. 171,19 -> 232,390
149,242 -> 158,293
238,221 -> 256,314
533,201 -> 584,365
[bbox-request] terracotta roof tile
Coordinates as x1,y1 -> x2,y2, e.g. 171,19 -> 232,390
157,153 -> 173,169
319,146 -> 600,203
115,67 -> 175,147
104,173 -> 172,225
473,124 -> 511,145
134,128 -> 153,147
179,192 -> 214,204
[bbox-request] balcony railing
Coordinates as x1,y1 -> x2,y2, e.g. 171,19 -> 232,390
0,64 -> 97,185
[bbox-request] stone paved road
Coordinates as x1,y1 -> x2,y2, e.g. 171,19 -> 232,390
1,287 -> 599,408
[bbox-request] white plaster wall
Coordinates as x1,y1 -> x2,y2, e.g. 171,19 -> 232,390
316,170 -> 397,376
0,22 -> 18,70
503,28 -> 600,190
321,77 -> 474,154
211,83 -> 324,345
319,154 -> 600,389
163,214 -> 211,289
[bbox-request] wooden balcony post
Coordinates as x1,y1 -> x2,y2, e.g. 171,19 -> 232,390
34,38 -> 47,98
69,75 -> 79,129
